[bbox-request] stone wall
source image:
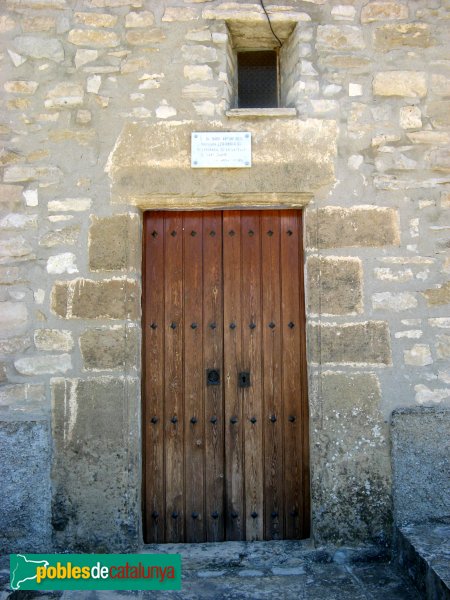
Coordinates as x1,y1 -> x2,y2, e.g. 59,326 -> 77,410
0,0 -> 449,551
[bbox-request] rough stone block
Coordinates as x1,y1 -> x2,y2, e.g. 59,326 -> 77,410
45,82 -> 84,108
0,184 -> 23,212
162,7 -> 198,21
34,329 -> 73,352
427,101 -> 450,128
307,256 -> 363,315
309,321 -> 392,365
80,326 -> 138,370
312,372 -> 390,544
316,25 -> 365,51
74,12 -> 118,28
361,1 -> 409,23
51,278 -> 139,320
12,36 -> 64,62
306,206 -> 400,249
39,225 -> 80,248
373,71 -> 427,97
14,354 -> 72,376
89,214 -> 139,271
68,29 -> 120,48
52,377 -> 139,550
436,335 -> 450,359
125,11 -> 154,28
404,344 -> 433,366
125,29 -> 165,45
374,24 -> 431,50
0,301 -> 28,336
0,420 -> 51,552
422,281 -> 450,306
372,292 -> 417,312
391,407 -> 450,525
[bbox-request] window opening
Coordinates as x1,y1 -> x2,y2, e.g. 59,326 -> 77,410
237,50 -> 279,109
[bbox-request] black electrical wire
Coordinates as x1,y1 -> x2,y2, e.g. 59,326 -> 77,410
259,0 -> 283,48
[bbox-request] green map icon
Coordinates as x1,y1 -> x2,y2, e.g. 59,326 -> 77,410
10,555 -> 49,590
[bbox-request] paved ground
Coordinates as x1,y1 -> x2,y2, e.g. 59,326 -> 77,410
0,541 -> 422,600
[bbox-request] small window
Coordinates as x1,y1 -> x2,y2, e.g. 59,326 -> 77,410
237,50 -> 279,109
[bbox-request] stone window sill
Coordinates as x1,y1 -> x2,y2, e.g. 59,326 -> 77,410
225,108 -> 297,118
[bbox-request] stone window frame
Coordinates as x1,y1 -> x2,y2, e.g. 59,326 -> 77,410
221,18 -> 303,118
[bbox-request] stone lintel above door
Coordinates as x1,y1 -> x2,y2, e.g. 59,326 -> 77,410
106,118 -> 337,210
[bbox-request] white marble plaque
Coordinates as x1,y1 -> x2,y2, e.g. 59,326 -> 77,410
191,132 -> 252,168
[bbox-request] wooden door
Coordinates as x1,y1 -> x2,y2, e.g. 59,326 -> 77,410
143,210 -> 309,543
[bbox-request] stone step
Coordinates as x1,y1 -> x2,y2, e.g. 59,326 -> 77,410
142,540 -> 389,572
394,521 -> 450,599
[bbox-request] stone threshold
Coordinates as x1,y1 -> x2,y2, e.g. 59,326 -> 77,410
394,521 -> 450,599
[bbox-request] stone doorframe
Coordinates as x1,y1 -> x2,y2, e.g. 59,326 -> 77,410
103,116 -> 337,548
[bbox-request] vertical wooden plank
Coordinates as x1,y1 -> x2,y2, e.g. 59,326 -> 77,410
240,211 -> 264,541
203,211 -> 225,542
164,213 -> 185,543
280,210 -> 304,539
143,212 -> 165,543
297,211 -> 310,537
261,211 -> 284,540
223,211 -> 245,541
183,213 -> 205,543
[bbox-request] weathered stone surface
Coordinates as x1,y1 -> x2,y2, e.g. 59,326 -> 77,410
316,25 -> 365,51
4,165 -> 62,185
74,12 -> 118,28
4,80 -> 39,95
125,29 -> 165,46
306,206 -> 400,249
45,83 -> 84,109
312,372 -> 390,544
80,326 -> 138,370
48,198 -> 91,212
436,335 -> 450,359
0,302 -> 28,336
22,16 -> 55,32
0,421 -> 51,552
125,11 -> 154,28
47,252 -> 78,275
162,7 -> 198,21
431,74 -> 450,97
415,385 -> 450,406
373,71 -> 427,97
392,407 -> 450,525
422,281 -> 450,306
427,101 -> 450,128
0,335 -> 32,355
399,106 -> 422,129
68,29 -> 120,48
184,64 -> 213,81
0,184 -> 23,212
107,119 -> 337,207
372,292 -> 418,312
361,1 -> 409,23
39,225 -> 80,248
34,329 -> 73,352
309,321 -> 392,365
0,235 -> 34,264
74,48 -> 98,69
307,256 -> 363,315
14,354 -> 72,376
12,36 -> 64,62
51,278 -> 139,320
404,344 -> 433,366
374,24 -> 431,50
52,377 -> 139,550
89,214 -> 139,271
181,44 -> 218,64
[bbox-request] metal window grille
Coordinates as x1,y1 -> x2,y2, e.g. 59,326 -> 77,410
237,51 -> 279,109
